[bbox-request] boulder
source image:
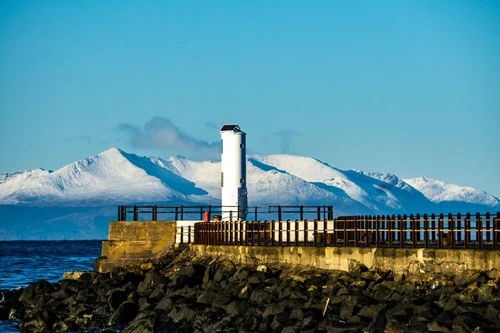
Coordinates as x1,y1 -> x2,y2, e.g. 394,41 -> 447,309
108,300 -> 139,326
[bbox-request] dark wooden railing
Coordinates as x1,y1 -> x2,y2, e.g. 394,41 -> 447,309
190,212 -> 500,250
117,205 -> 334,222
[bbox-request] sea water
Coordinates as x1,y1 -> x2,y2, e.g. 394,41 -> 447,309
0,240 -> 102,333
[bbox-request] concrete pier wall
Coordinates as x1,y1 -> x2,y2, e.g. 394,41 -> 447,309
189,244 -> 500,276
94,221 -> 177,273
94,221 -> 500,276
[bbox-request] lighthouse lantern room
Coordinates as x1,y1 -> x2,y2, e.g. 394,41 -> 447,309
220,124 -> 247,221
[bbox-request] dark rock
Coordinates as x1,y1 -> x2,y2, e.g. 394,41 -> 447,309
250,289 -> 275,305
108,289 -> 129,311
19,313 -> 49,333
427,320 -> 451,333
358,302 -> 387,320
168,306 -> 196,324
137,270 -> 167,295
435,296 -> 457,312
196,290 -> 218,305
0,289 -> 23,320
108,300 -> 139,326
348,259 -> 368,279
238,284 -> 252,299
19,280 -> 54,305
115,270 -> 144,285
213,259 -> 236,282
225,300 -> 252,316
385,302 -> 417,325
77,271 -> 97,284
454,271 -> 483,288
478,284 -> 494,303
154,297 -> 175,311
453,312 -> 491,332
436,310 -> 456,327
147,284 -> 165,303
211,293 -> 233,308
262,303 -> 285,318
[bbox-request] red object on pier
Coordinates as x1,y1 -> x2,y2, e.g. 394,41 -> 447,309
204,211 -> 210,223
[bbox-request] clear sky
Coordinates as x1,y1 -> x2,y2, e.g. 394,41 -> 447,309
1,1 -> 499,197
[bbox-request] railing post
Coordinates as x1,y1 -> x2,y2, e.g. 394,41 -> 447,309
323,219 -> 327,247
277,220 -> 282,246
133,205 -> 139,221
317,206 -> 321,220
228,221 -> 232,245
456,212 -> 462,243
354,216 -> 359,247
300,205 -> 304,221
424,213 -> 429,248
180,226 -> 184,244
188,225 -> 191,244
449,213 -> 455,249
376,215 -> 380,248
416,213 -> 421,245
465,213 -> 471,249
180,205 -> 184,221
258,221 -> 267,246
343,217 -> 348,247
278,206 -> 282,222
399,215 -> 404,248
411,214 -> 417,248
431,213 -> 436,243
486,212 -> 491,244
313,219 -> 318,247
295,220 -> 299,246
477,212 -> 482,250
304,219 -> 308,246
494,212 -> 500,250
152,205 -> 157,221
388,215 -> 393,248
438,213 -> 444,248
271,221 -> 275,246
286,220 -> 290,246
239,221 -> 244,246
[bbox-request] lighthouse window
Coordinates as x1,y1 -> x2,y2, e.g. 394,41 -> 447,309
240,143 -> 244,149
221,140 -> 223,153
221,172 -> 224,187
240,178 -> 245,184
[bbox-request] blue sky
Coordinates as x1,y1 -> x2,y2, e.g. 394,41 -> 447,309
1,1 -> 499,197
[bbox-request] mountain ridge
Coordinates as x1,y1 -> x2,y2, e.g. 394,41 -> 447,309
0,147 -> 498,240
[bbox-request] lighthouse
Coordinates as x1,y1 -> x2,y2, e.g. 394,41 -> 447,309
220,124 -> 247,221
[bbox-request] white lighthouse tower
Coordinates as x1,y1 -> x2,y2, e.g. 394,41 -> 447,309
220,124 -> 247,221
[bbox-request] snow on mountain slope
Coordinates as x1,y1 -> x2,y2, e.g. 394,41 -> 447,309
151,156 -> 220,200
0,148 -> 196,205
249,155 -> 433,213
404,177 -> 499,207
0,148 -> 498,213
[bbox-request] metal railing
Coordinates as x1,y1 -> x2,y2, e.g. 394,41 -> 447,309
117,205 -> 334,222
190,212 -> 500,250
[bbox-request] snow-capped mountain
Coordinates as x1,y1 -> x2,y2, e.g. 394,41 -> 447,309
404,176 -> 499,206
0,147 -> 498,240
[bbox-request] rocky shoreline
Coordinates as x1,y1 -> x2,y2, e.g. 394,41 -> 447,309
2,246 -> 500,332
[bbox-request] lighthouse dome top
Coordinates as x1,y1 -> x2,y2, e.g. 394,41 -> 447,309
220,124 -> 244,133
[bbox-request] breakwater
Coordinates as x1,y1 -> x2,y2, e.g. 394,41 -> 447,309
3,246 -> 500,332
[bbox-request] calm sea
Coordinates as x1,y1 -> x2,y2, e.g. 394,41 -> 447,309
0,240 -> 103,333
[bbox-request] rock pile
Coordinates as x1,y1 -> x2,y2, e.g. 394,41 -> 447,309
2,247 -> 500,332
